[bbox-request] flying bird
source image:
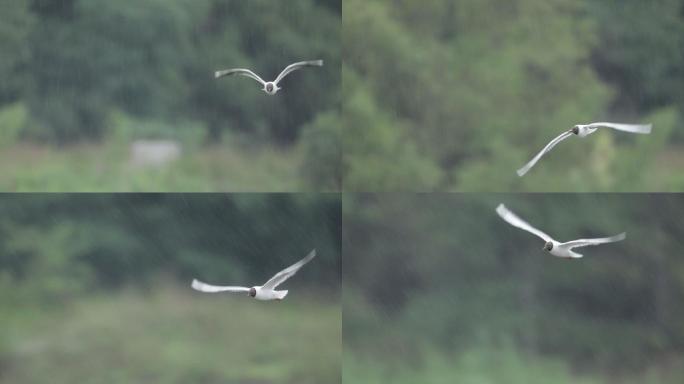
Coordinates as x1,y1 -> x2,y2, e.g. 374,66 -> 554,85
517,122 -> 652,176
496,204 -> 625,258
191,249 -> 316,300
214,60 -> 324,95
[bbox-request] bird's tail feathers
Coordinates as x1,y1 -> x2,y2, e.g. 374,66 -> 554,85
276,290 -> 289,300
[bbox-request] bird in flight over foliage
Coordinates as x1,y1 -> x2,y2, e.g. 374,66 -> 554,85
191,249 -> 316,301
517,122 -> 652,176
496,204 -> 625,258
215,60 -> 324,95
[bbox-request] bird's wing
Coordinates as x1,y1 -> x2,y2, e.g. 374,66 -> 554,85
214,68 -> 266,85
191,279 -> 250,293
588,122 -> 652,134
262,249 -> 316,290
274,60 -> 323,85
563,232 -> 626,249
496,204 -> 554,242
517,131 -> 573,176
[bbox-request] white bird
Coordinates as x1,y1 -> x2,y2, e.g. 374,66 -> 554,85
496,204 -> 625,258
191,249 -> 316,300
517,122 -> 652,176
214,60 -> 324,95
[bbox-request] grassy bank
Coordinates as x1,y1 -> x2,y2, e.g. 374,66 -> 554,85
0,141 -> 302,192
343,345 -> 684,384
0,284 -> 340,384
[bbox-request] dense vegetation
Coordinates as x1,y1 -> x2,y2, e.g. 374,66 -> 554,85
343,194 -> 684,382
343,0 -> 684,191
0,0 -> 341,191
0,194 -> 341,383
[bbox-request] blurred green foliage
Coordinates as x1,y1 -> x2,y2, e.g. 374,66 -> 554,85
0,194 -> 340,297
299,110 -> 343,191
0,0 -> 340,191
0,103 -> 27,148
343,194 -> 684,382
343,0 -> 684,191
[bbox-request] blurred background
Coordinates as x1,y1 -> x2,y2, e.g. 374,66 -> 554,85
343,0 -> 684,191
0,0 -> 340,191
343,194 -> 684,383
0,194 -> 341,383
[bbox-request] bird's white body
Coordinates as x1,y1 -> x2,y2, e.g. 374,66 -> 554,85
191,249 -> 316,301
252,286 -> 288,301
215,60 -> 323,95
573,124 -> 598,138
517,122 -> 652,176
496,204 -> 625,259
545,240 -> 583,259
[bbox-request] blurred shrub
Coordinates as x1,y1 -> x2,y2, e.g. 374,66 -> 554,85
300,109 -> 342,190
105,110 -> 208,149
0,103 -> 27,148
589,0 -> 684,119
1,221 -> 94,303
343,67 -> 442,190
0,0 -> 32,103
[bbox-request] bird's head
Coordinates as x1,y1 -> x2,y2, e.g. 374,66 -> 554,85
249,287 -> 257,297
264,82 -> 278,95
571,125 -> 580,135
543,241 -> 554,252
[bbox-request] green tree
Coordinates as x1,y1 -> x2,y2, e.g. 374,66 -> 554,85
0,0 -> 32,103
24,0 -> 199,142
